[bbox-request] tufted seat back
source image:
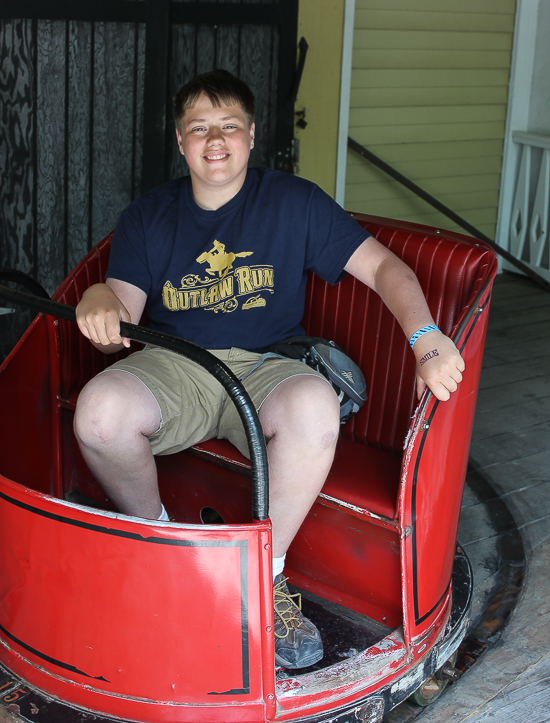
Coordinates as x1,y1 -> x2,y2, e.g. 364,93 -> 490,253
302,214 -> 494,454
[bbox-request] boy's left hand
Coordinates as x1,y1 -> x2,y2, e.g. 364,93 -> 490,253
413,330 -> 465,401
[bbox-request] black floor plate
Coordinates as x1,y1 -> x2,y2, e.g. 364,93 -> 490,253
277,585 -> 393,678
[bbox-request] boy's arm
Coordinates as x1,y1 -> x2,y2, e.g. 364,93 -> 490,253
344,237 -> 465,401
76,279 -> 147,353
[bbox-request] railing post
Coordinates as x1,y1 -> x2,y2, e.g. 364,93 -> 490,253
508,131 -> 550,284
530,148 -> 550,268
509,142 -> 530,261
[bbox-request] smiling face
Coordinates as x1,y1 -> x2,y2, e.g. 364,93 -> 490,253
176,93 -> 255,209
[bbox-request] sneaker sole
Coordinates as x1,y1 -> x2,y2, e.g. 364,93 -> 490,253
275,647 -> 324,670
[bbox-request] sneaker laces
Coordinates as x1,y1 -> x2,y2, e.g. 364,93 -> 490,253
273,576 -> 304,638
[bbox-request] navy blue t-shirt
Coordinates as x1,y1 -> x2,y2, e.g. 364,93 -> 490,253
106,168 -> 366,349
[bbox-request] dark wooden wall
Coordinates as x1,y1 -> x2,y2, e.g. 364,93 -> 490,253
0,0 -> 297,359
1,20 -> 146,288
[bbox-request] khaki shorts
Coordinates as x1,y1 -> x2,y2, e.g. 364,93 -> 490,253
101,346 -> 327,458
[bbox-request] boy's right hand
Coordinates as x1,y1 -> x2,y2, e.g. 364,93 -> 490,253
76,283 -> 132,349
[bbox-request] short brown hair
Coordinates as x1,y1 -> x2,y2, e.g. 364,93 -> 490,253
173,69 -> 255,129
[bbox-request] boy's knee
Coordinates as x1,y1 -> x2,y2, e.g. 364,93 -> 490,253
262,375 -> 340,445
293,377 -> 340,422
74,380 -> 124,446
74,371 -> 160,447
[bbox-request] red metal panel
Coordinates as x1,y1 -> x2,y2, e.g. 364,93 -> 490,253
0,316 -> 53,495
0,477 -> 273,721
323,438 -> 401,520
287,503 -> 402,625
400,280 -> 496,644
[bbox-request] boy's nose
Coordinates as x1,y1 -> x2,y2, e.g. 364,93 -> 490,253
207,127 -> 224,144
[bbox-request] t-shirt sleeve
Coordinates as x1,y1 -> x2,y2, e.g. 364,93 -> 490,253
304,185 -> 368,285
105,204 -> 152,295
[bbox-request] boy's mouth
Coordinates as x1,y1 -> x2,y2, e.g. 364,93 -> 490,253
204,152 -> 230,162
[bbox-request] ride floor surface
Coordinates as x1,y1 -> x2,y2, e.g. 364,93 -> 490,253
385,271 -> 550,723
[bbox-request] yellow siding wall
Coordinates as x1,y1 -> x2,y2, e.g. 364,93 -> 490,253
345,0 -> 516,237
295,0 -> 345,197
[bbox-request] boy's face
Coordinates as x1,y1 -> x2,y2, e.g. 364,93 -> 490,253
176,93 -> 255,204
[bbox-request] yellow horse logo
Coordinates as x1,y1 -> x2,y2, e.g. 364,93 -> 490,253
197,240 -> 253,278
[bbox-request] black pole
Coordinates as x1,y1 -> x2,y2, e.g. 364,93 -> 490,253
348,136 -> 550,292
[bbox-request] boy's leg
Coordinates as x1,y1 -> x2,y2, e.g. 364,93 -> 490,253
74,347 -> 226,518
220,359 -> 340,669
219,353 -> 341,556
258,374 -> 340,669
74,370 -> 163,519
258,374 -> 340,557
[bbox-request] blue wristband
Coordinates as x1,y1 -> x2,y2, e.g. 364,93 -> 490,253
409,325 -> 440,349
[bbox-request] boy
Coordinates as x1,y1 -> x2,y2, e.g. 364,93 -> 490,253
75,70 -> 464,669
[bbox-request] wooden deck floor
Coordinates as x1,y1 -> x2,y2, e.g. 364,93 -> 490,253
391,271 -> 550,722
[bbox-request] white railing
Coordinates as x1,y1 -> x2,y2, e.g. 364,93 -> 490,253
508,131 -> 550,282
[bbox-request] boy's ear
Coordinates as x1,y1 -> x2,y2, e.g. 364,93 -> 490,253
250,122 -> 255,149
176,127 -> 184,155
